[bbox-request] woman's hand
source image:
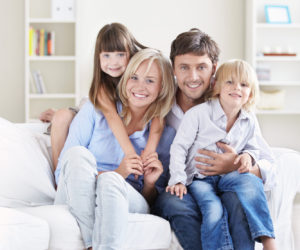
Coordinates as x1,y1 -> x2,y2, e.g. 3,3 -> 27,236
115,154 -> 143,179
143,152 -> 163,187
166,183 -> 187,200
195,142 -> 238,176
234,153 -> 252,173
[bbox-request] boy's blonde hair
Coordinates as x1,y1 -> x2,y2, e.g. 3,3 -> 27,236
211,59 -> 259,111
118,48 -> 175,126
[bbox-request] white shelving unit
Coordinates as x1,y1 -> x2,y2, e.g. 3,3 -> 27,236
25,0 -> 79,122
246,0 -> 300,151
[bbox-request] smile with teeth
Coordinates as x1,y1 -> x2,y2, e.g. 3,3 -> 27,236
186,82 -> 203,89
229,93 -> 241,98
133,92 -> 148,98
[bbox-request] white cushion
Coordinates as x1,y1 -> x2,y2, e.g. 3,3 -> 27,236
17,205 -> 172,250
0,207 -> 49,250
0,117 -> 55,207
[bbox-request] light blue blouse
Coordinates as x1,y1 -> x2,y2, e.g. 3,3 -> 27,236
55,101 -> 176,193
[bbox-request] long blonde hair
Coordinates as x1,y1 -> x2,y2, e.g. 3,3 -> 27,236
118,48 -> 175,127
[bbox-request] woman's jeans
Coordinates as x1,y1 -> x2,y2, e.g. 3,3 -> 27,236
55,146 -> 149,250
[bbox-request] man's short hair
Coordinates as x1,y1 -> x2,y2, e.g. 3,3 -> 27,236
170,28 -> 220,65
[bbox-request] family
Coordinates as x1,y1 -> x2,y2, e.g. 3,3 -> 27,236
41,23 -> 277,250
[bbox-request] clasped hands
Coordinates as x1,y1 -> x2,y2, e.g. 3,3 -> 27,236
115,151 -> 163,187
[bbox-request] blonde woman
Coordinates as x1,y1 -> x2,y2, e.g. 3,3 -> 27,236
54,48 -> 175,250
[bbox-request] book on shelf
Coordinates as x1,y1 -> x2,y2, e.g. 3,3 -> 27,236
31,70 -> 47,94
29,27 -> 55,56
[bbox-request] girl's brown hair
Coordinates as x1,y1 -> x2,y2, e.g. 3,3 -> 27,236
89,23 -> 146,110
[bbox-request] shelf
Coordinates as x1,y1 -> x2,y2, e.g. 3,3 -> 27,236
29,94 -> 76,99
259,81 -> 300,86
29,18 -> 75,23
256,23 -> 300,29
29,56 -> 76,61
256,109 -> 300,115
256,56 -> 300,62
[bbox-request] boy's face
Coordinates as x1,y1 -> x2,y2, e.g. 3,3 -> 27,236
173,53 -> 215,102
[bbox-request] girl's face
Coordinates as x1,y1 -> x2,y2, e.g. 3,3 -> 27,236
126,59 -> 162,110
99,51 -> 130,77
219,76 -> 251,110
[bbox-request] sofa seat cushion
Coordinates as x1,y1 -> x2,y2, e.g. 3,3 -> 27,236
0,207 -> 49,250
17,205 -> 172,250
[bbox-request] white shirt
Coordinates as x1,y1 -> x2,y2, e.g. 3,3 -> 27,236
167,98 -> 276,191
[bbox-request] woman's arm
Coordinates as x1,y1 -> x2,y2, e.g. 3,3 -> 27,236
97,87 -> 136,155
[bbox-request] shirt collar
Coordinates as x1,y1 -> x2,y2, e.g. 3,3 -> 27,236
211,98 -> 250,122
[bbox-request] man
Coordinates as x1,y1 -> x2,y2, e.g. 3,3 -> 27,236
152,28 -> 276,250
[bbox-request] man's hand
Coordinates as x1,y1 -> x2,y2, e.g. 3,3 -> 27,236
39,108 -> 56,123
234,153 -> 252,173
143,152 -> 163,187
166,183 -> 187,200
115,154 -> 143,179
195,142 -> 238,176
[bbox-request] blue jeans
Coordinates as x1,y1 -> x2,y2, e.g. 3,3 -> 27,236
152,173 -> 272,249
188,176 -> 233,250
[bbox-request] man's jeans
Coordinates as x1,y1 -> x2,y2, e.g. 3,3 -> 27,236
152,171 -> 274,250
55,146 -> 149,250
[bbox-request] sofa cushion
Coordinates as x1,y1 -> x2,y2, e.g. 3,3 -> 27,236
0,117 -> 55,207
0,207 -> 49,250
17,205 -> 172,250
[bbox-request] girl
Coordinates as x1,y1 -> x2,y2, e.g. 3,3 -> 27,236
54,48 -> 175,249
50,23 -> 164,169
167,59 -> 276,250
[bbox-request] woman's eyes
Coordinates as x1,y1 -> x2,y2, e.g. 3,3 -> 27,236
145,79 -> 154,84
130,75 -> 138,80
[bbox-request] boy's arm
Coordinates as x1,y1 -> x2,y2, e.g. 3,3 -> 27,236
97,87 -> 136,155
142,117 -> 164,158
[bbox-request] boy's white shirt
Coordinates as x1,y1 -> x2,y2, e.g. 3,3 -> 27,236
166,98 -> 277,191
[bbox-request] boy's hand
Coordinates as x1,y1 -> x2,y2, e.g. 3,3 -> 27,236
166,183 -> 187,200
234,153 -> 252,173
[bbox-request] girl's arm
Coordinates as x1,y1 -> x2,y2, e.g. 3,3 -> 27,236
142,117 -> 164,159
97,87 -> 136,155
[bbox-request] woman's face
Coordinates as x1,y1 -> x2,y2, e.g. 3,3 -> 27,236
126,59 -> 162,110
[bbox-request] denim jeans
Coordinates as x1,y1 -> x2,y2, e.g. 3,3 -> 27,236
152,172 -> 272,250
55,146 -> 149,250
188,176 -> 233,250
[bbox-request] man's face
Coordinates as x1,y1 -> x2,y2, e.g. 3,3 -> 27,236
173,53 -> 215,102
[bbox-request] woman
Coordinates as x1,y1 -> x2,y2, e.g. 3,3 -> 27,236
54,48 -> 175,250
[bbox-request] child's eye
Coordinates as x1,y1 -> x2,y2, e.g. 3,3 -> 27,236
241,82 -> 249,87
226,80 -> 232,84
118,53 -> 125,57
146,79 -> 154,84
102,54 -> 109,58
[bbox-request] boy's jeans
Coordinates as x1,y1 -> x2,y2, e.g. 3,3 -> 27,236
55,146 -> 149,250
188,171 -> 274,249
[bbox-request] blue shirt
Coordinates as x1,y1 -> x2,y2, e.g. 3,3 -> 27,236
168,98 -> 275,186
55,101 -> 176,193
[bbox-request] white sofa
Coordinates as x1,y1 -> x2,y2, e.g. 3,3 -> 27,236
0,117 -> 300,250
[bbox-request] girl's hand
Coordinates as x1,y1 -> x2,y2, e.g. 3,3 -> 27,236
234,153 -> 252,173
166,183 -> 187,200
115,154 -> 143,179
143,152 -> 163,187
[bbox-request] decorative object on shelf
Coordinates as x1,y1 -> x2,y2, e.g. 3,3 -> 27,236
265,5 -> 291,24
256,64 -> 271,81
260,45 -> 297,57
52,0 -> 75,20
257,89 -> 285,110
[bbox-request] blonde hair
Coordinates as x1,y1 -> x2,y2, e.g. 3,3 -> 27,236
118,48 -> 175,126
211,59 -> 259,111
